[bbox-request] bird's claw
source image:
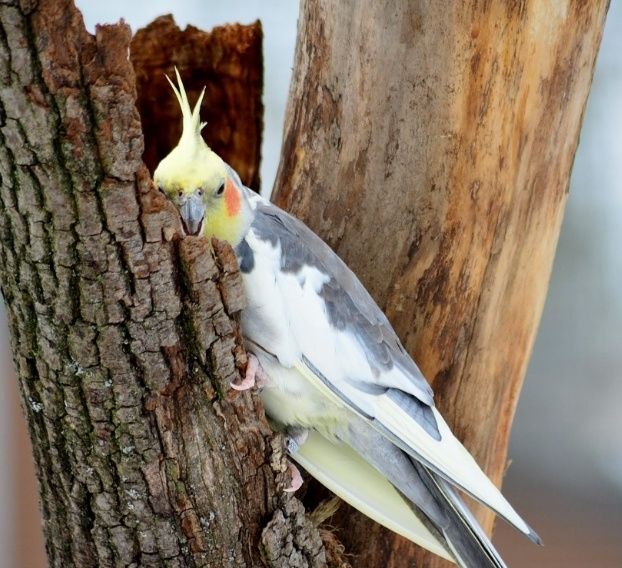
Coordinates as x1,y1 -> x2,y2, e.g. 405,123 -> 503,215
230,374 -> 256,391
231,353 -> 269,391
283,461 -> 304,493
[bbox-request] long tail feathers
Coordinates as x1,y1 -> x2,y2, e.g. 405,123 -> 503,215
295,358 -> 540,545
291,429 -> 454,561
292,420 -> 529,566
341,418 -> 510,567
411,459 -> 507,568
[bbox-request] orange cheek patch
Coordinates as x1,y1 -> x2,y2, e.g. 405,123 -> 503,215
224,178 -> 241,217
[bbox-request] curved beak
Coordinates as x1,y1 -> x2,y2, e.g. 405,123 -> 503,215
179,191 -> 205,236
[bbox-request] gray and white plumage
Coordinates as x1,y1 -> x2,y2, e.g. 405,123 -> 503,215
235,185 -> 540,567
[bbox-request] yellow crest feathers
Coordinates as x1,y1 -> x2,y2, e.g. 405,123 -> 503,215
155,67 -> 228,203
166,68 -> 207,151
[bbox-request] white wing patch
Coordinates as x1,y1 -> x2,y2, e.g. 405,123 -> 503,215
241,230 -> 301,367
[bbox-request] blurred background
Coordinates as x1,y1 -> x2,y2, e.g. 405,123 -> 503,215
1,2 -> 620,566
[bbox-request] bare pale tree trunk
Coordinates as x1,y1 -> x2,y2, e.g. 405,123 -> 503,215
0,2 -> 324,567
272,1 -> 609,567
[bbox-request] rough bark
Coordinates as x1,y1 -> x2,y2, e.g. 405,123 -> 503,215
0,2 -> 324,567
272,1 -> 609,567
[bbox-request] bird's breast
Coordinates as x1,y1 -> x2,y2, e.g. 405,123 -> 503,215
253,349 -> 346,436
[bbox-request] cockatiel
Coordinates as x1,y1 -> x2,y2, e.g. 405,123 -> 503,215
154,70 -> 541,567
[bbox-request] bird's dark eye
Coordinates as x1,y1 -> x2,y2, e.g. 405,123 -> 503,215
177,190 -> 183,198
197,188 -> 203,196
216,183 -> 225,196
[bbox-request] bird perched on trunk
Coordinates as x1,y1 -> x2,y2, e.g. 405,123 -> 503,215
155,70 -> 541,567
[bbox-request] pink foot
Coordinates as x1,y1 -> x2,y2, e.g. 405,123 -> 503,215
231,353 -> 269,391
283,461 -> 304,493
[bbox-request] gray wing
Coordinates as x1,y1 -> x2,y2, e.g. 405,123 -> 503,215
248,200 -> 434,405
340,418 -> 509,568
242,198 -> 539,543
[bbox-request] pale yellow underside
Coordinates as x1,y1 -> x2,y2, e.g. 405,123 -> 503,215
292,429 -> 453,562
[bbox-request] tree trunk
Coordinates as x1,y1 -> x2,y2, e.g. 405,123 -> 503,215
272,1 -> 608,567
0,2 -> 324,567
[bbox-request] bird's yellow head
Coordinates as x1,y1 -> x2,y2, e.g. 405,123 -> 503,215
154,69 -> 251,245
